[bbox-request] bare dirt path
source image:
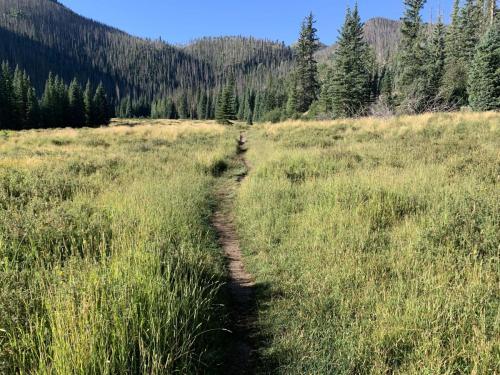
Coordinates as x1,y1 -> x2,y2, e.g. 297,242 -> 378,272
212,132 -> 257,374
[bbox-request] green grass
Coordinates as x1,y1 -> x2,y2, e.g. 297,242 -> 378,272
0,121 -> 237,374
1,113 -> 499,374
235,112 -> 500,374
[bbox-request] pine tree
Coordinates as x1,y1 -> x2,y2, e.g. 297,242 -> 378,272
1,63 -> 15,130
12,66 -> 28,129
93,82 -> 110,126
441,0 -> 466,107
55,76 -> 69,126
295,13 -> 321,113
84,80 -> 96,126
442,0 -> 484,107
197,91 -> 208,120
0,64 -> 7,129
329,5 -> 372,118
379,65 -> 395,108
178,93 -> 189,119
428,17 -> 446,104
246,90 -> 255,125
468,18 -> 500,111
68,78 -> 85,127
286,72 -> 300,117
395,0 -> 430,113
25,86 -> 40,128
215,77 -> 236,124
41,72 -> 57,127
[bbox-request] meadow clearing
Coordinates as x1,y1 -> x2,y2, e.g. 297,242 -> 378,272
0,112 -> 499,374
0,120 -> 238,374
237,112 -> 500,374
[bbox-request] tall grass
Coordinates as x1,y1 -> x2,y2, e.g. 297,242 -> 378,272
236,112 -> 500,374
0,120 -> 236,374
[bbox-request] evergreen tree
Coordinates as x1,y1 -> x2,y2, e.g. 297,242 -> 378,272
197,91 -> 208,120
295,13 -> 321,113
428,17 -> 446,104
395,0 -> 430,113
54,75 -> 69,126
41,72 -> 57,126
25,86 -> 40,128
329,5 -> 372,118
238,90 -> 246,120
93,82 -> 110,126
441,0 -> 466,107
246,90 -> 255,125
442,0 -> 483,107
215,77 -> 236,124
319,68 -> 334,114
13,67 -> 31,129
379,65 -> 395,108
1,63 -> 14,129
468,18 -> 500,110
177,93 -> 189,119
68,78 -> 85,127
84,80 -> 96,126
0,64 -> 8,129
286,73 -> 300,117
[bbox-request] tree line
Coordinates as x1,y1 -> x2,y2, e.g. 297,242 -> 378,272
0,62 -> 111,130
118,0 -> 499,124
1,0 -> 497,128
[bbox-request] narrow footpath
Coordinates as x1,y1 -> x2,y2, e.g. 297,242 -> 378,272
212,132 -> 257,374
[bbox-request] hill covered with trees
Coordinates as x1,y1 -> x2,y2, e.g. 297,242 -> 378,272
0,0 -> 498,128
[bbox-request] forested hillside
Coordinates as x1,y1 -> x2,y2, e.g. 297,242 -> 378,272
0,0 -> 294,116
0,0 -> 498,127
316,17 -> 401,64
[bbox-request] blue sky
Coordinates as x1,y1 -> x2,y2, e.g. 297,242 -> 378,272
59,0 -> 455,46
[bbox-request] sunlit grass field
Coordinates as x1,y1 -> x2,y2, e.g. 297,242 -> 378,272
236,112 -> 499,374
1,113 -> 499,374
0,120 -> 237,374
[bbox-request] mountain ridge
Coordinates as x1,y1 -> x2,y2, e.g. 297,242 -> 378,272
0,0 -> 401,104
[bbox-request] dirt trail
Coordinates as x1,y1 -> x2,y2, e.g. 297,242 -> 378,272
212,132 -> 257,374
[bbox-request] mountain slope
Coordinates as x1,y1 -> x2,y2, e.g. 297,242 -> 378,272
0,0 -> 293,102
0,0 -> 214,100
316,17 -> 401,64
0,0 -> 401,106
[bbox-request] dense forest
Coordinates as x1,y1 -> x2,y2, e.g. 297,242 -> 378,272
0,0 -> 498,128
0,62 -> 111,129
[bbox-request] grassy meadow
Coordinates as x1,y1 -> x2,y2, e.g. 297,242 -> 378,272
236,112 -> 500,374
0,120 -> 238,374
0,113 -> 499,374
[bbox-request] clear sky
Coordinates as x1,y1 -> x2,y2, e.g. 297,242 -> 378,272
59,0 -> 455,46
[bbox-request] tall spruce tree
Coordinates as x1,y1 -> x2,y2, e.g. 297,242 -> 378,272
396,0 -> 430,113
25,86 -> 40,128
428,17 -> 446,104
68,78 -> 85,127
197,91 -> 208,120
215,76 -> 236,124
468,18 -> 500,111
295,13 -> 321,113
442,0 -> 483,107
0,64 -> 7,129
84,80 -> 96,126
441,0 -> 466,107
12,67 -> 29,129
93,82 -> 110,126
177,93 -> 189,119
41,72 -> 57,127
328,5 -> 372,118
